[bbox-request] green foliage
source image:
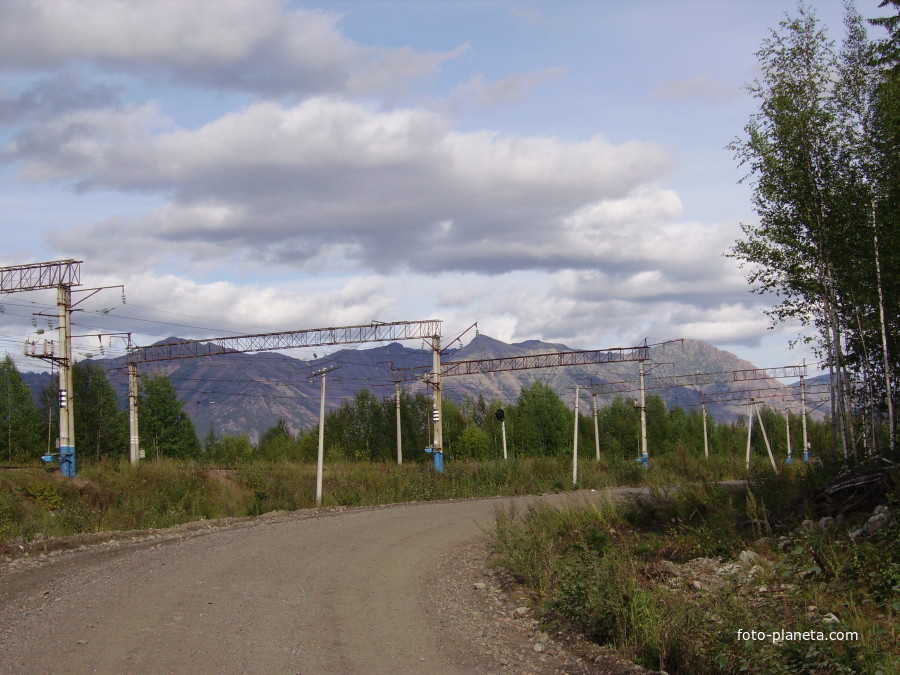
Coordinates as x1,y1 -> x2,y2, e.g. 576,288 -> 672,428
138,375 -> 201,459
730,1 -> 899,455
491,478 -> 898,673
511,381 -> 573,456
0,482 -> 25,540
454,424 -> 491,460
73,361 -> 129,463
0,451 -> 751,546
26,480 -> 63,510
257,418 -> 302,461
205,430 -> 255,464
238,462 -> 311,514
0,355 -> 43,462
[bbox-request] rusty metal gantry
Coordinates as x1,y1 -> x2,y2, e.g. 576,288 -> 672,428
588,364 -> 809,396
128,319 -> 443,364
2,259 -> 83,477
581,364 -> 817,469
1,259 -> 81,293
125,319 -> 443,506
391,343 -> 653,481
390,344 -> 651,382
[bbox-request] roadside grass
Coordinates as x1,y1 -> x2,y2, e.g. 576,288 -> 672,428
490,467 -> 899,674
0,451 -> 754,545
4,451 -> 893,671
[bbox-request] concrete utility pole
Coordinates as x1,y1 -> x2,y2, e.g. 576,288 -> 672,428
128,361 -> 142,464
126,319 -> 442,466
3,260 -> 82,477
572,385 -> 580,485
56,284 -> 75,477
391,343 -> 652,467
743,400 -> 778,473
592,392 -> 600,462
754,401 -> 778,472
701,402 -> 709,460
745,401 -> 754,471
395,383 -> 402,465
785,412 -> 792,465
800,374 -> 810,463
431,335 -> 443,466
637,360 -> 648,468
310,365 -> 339,507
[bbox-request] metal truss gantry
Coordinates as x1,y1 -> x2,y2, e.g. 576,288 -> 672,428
391,342 -> 653,482
391,344 -> 651,382
0,259 -> 81,293
588,364 -> 809,396
126,319 -> 443,505
128,319 -> 442,364
2,260 -> 83,478
699,383 -> 829,405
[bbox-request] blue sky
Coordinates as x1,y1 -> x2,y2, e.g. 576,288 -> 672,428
0,0 -> 889,373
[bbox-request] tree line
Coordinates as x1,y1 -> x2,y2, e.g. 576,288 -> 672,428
198,380 -> 834,467
1,357 -> 833,467
730,0 -> 899,457
0,357 -> 198,464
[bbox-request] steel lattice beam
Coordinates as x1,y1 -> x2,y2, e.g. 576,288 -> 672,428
590,364 -> 809,396
393,345 -> 650,382
700,384 -> 830,404
129,319 -> 442,364
0,259 -> 82,293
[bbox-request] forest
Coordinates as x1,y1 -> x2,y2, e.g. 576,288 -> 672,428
728,0 -> 898,459
0,355 -> 831,471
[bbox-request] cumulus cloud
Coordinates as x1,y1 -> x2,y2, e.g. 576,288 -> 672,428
0,2 -> 783,365
13,98 -> 675,276
0,72 -> 120,125
71,269 -> 397,342
0,0 -> 460,97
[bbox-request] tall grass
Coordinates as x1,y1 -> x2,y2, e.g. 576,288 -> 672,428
490,476 -> 899,673
0,451 -> 754,545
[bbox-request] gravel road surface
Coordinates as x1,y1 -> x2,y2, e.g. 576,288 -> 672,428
0,490 -> 662,674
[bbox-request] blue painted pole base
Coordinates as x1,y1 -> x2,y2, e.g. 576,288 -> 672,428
635,455 -> 648,469
59,446 -> 76,478
785,456 -> 793,465
424,447 -> 444,473
803,450 -> 810,463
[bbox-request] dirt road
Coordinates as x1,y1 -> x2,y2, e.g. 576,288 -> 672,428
0,490 -> 655,674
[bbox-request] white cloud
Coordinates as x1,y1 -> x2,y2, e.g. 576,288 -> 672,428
74,269 -> 397,341
14,98 -> 674,276
0,0 -> 460,97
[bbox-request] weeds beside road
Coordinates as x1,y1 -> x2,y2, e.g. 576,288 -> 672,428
492,468 -> 899,673
2,453 -> 896,673
1,453 -> 747,546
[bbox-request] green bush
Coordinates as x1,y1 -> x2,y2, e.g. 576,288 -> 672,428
26,480 -> 63,511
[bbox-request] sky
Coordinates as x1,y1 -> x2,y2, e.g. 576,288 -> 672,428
0,0 -> 890,374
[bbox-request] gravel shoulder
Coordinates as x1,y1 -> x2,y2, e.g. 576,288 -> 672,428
0,491 -> 663,674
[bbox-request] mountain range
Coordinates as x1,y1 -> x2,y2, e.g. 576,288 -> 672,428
20,334 -> 823,444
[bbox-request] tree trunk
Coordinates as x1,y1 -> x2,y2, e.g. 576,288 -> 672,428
871,200 -> 895,453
